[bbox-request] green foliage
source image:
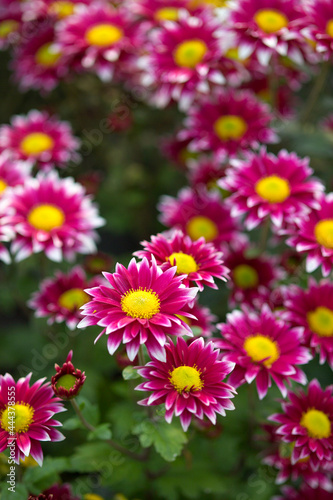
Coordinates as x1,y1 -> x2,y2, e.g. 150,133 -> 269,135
122,365 -> 141,380
23,457 -> 71,493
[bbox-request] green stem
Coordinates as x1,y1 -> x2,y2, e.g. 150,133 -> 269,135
138,345 -> 145,367
70,399 -> 148,461
300,60 -> 330,124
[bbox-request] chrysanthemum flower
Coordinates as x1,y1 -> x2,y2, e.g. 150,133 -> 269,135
4,171 -> 105,262
215,306 -> 311,399
282,279 -> 333,369
158,187 -> 239,248
179,299 -> 217,337
220,148 -> 324,230
0,5 -> 22,49
178,89 -> 276,159
0,207 -> 14,265
28,266 -> 101,330
23,0 -> 91,21
28,482 -> 80,500
57,3 -> 136,81
0,373 -> 66,466
285,193 -> 333,277
0,110 -> 80,170
0,151 -> 30,198
269,380 -> 333,470
78,256 -> 198,361
51,350 -> 86,400
275,484 -> 333,500
134,229 -> 229,291
130,0 -> 191,24
136,336 -> 236,431
303,0 -> 333,58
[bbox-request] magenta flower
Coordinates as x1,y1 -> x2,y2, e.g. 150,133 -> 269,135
187,157 -> 226,190
23,0 -> 91,21
269,380 -> 333,470
220,148 -> 324,230
179,299 -> 217,337
131,0 -> 191,24
28,266 -> 101,330
275,484 -> 333,500
0,5 -> 22,50
134,229 -> 229,291
51,350 -> 86,400
215,306 -> 311,399
0,373 -> 66,466
0,151 -> 30,198
282,279 -> 333,369
0,110 -> 80,170
303,0 -> 333,59
136,336 -> 236,431
78,256 -> 198,361
178,89 -> 276,159
4,171 -> 105,262
0,200 -> 15,264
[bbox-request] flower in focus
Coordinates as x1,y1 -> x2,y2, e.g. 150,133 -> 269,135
215,305 -> 311,399
0,373 -> 66,466
136,336 -> 236,431
4,171 -> 105,262
220,148 -> 324,230
51,350 -> 86,400
269,379 -> 333,470
0,110 -> 80,170
79,256 -> 198,361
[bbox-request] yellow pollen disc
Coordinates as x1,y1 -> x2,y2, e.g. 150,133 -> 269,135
35,42 -> 62,66
255,175 -> 291,203
326,19 -> 333,38
168,252 -> 198,275
233,264 -> 259,289
58,288 -> 89,311
243,334 -> 279,367
121,288 -> 160,319
155,7 -> 180,21
28,204 -> 65,232
49,1 -> 75,18
173,39 -> 208,68
300,409 -> 331,439
20,132 -> 54,156
85,23 -> 123,47
0,179 -> 7,194
189,0 -> 228,7
307,306 -> 333,337
254,9 -> 288,33
170,365 -> 203,393
314,219 -> 333,249
1,403 -> 34,433
186,215 -> 218,242
213,115 -> 248,141
0,20 -> 19,38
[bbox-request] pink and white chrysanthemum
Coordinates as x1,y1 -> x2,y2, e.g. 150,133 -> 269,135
22,0 -> 92,22
178,89 -> 276,159
303,0 -> 333,59
0,151 -> 31,198
0,110 -> 80,170
129,0 -> 191,24
285,193 -> 333,277
136,336 -> 236,431
57,3 -> 136,81
0,372 -> 66,466
282,279 -> 333,369
134,229 -> 229,291
0,202 -> 14,264
269,380 -> 333,470
28,266 -> 102,330
158,187 -> 239,248
275,484 -> 333,500
215,305 -> 311,399
223,239 -> 284,308
4,171 -> 105,262
220,148 -> 324,230
228,0 -> 309,66
78,256 -> 198,362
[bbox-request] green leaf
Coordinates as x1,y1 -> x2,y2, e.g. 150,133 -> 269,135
0,483 -> 28,500
122,365 -> 141,380
70,442 -> 114,473
88,423 -> 112,441
132,419 -> 187,462
62,416 -> 82,430
23,457 -> 70,493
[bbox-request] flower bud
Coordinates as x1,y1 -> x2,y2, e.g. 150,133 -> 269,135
51,351 -> 86,400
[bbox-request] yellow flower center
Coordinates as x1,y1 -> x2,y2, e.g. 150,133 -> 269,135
155,7 -> 180,21
55,374 -> 77,390
173,39 -> 208,68
254,9 -> 288,33
186,215 -> 218,242
300,409 -> 331,439
85,23 -> 123,47
189,0 -> 228,7
314,219 -> 333,249
28,204 -> 65,232
49,1 -> 75,18
58,288 -> 89,311
243,334 -> 279,367
233,264 -> 259,289
255,175 -> 291,203
35,42 -> 62,66
170,365 -> 203,393
0,20 -> 19,38
0,403 -> 34,434
307,306 -> 333,337
213,115 -> 248,141
0,179 -> 7,194
168,252 -> 198,275
20,132 -> 54,156
121,288 -> 160,319
326,19 -> 333,38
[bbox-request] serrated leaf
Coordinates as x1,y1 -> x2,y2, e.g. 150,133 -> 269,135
62,417 -> 82,430
122,365 -> 141,380
88,423 -> 112,441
